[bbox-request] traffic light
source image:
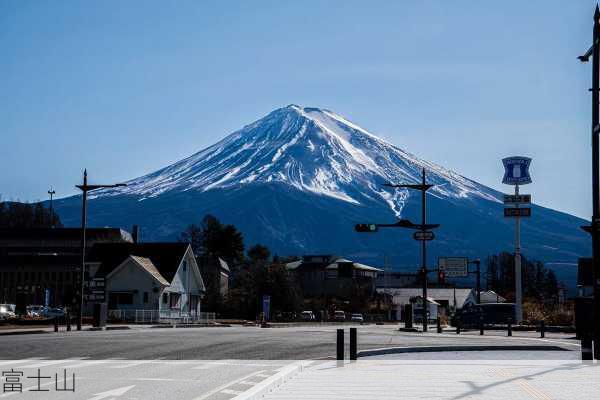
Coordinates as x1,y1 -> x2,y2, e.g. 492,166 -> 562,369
355,223 -> 378,232
438,270 -> 446,285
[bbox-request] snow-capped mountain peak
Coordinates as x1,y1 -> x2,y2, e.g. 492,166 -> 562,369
94,105 -> 501,217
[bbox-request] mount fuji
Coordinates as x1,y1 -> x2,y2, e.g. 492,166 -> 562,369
54,105 -> 589,273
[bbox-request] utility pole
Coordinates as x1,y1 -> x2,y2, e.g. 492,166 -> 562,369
468,259 -> 481,304
75,170 -> 126,331
47,188 -> 55,228
579,4 -> 600,360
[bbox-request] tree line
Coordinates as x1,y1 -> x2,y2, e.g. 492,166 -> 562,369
0,201 -> 62,229
179,215 -> 302,320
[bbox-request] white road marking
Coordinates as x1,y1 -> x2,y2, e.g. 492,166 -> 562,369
239,380 -> 261,385
191,370 -> 267,400
87,384 -> 135,400
221,389 -> 243,395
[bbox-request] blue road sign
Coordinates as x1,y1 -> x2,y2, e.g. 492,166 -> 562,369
502,156 -> 532,185
44,288 -> 50,307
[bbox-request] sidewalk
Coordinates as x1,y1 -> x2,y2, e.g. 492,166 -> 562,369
260,359 -> 600,400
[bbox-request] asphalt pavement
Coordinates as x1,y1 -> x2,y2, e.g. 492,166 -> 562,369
0,324 -> 580,360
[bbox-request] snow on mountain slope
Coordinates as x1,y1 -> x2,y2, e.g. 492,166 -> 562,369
93,105 -> 502,217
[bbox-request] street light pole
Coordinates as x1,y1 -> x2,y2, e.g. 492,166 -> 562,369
420,169 -> 428,332
75,169 -> 126,331
47,188 -> 55,228
383,168 -> 436,332
579,5 -> 600,360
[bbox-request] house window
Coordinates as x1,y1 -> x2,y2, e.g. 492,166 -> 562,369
162,293 -> 168,304
143,292 -> 149,304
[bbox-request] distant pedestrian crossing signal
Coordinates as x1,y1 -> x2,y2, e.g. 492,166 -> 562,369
355,223 -> 378,232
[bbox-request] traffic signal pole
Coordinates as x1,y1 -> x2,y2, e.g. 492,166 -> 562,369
357,168 -> 438,333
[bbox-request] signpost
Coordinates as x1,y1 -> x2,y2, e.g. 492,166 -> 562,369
438,257 -> 468,278
502,156 -> 532,324
503,194 -> 531,204
413,231 -> 435,241
503,208 -> 531,217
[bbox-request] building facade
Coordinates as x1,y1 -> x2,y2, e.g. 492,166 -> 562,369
0,228 -> 132,311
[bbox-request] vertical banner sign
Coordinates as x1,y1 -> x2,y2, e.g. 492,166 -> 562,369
262,295 -> 271,322
44,288 -> 50,308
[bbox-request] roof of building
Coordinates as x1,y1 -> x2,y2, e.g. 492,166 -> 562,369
87,242 -> 189,282
325,259 -> 383,272
479,290 -> 506,303
0,228 -> 133,243
217,257 -> 230,273
377,287 -> 475,308
127,256 -> 170,286
286,256 -> 383,272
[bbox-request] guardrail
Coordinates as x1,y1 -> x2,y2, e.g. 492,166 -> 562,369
107,309 -> 215,324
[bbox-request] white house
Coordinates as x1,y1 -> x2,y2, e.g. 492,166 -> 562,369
377,287 -> 476,321
87,242 -> 206,319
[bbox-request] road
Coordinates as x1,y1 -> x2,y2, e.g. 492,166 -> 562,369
0,358 -> 303,400
0,324 -> 579,360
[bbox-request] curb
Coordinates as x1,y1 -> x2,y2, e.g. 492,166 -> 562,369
358,344 -> 572,357
0,329 -> 49,336
231,361 -> 306,400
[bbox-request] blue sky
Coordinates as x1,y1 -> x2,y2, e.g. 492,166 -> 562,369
1,1 -> 597,219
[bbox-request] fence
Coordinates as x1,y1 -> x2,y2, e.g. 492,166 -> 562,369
108,309 -> 216,324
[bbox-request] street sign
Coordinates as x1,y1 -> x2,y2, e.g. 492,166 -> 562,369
413,231 -> 435,241
504,207 -> 531,217
503,194 -> 531,204
438,257 -> 468,277
502,157 -> 532,185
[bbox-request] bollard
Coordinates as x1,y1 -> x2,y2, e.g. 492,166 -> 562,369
507,322 -> 512,337
349,328 -> 357,360
540,320 -> 545,338
336,329 -> 344,360
456,317 -> 461,335
54,317 -> 58,333
581,336 -> 593,360
66,313 -> 71,331
436,317 -> 442,334
479,318 -> 484,336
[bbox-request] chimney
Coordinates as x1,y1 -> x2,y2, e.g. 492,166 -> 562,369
132,225 -> 139,243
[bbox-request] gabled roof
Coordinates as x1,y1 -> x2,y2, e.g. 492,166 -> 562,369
218,257 -> 230,273
129,256 -> 169,286
87,242 -> 189,282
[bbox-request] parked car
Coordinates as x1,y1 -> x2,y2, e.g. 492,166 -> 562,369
43,307 -> 66,318
350,313 -> 364,323
0,304 -> 16,320
27,305 -> 45,318
334,310 -> 346,322
300,311 -> 315,321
